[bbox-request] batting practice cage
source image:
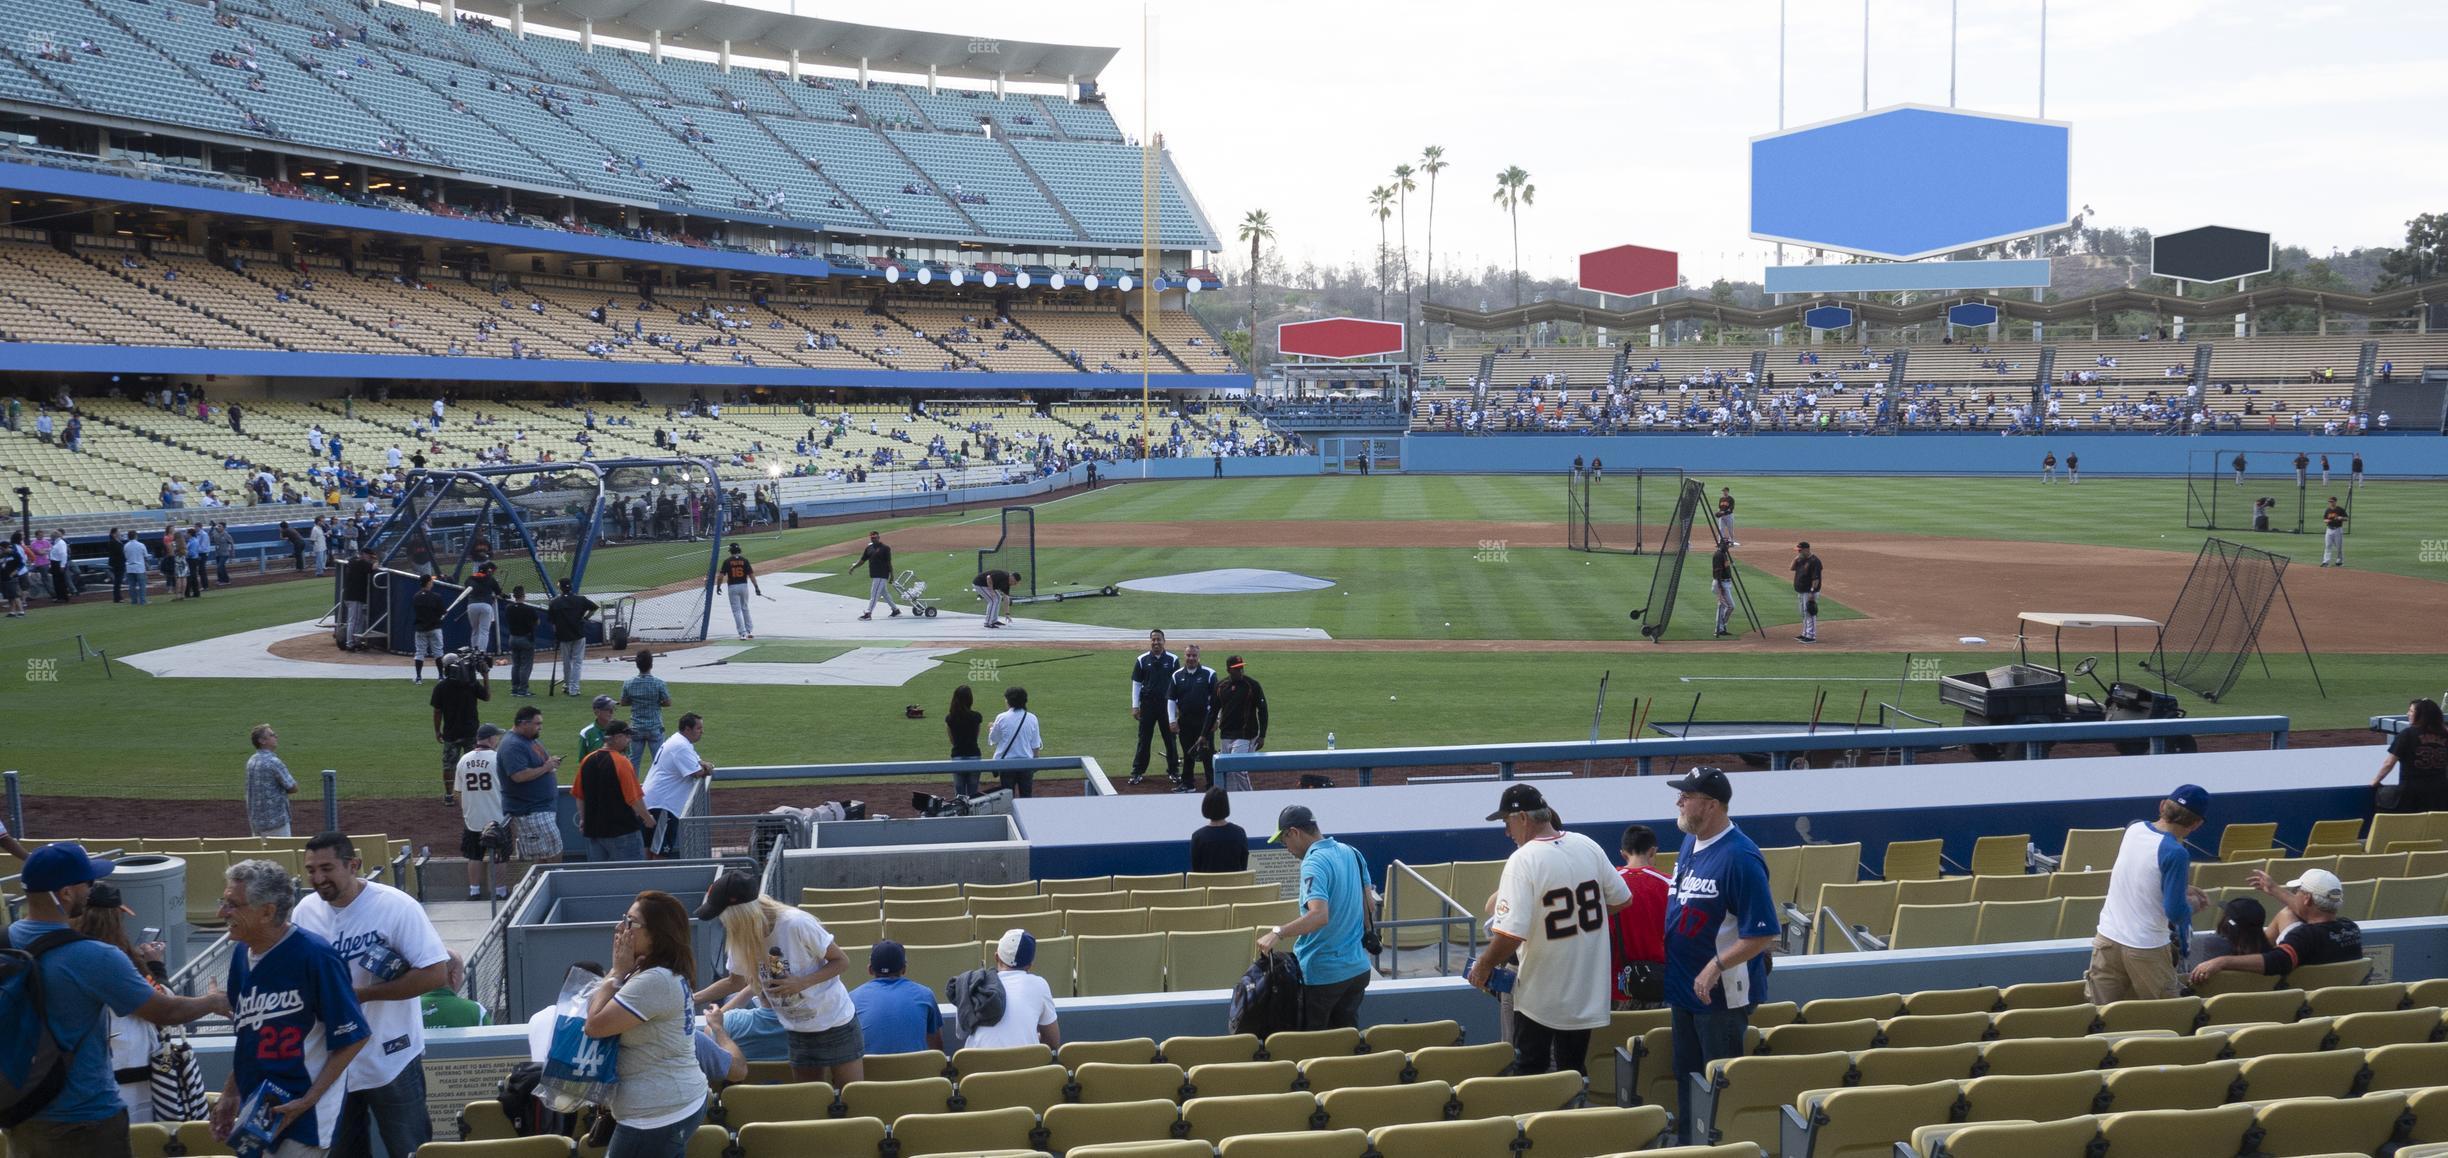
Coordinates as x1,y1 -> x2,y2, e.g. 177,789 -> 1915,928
2143,537 -> 2324,703
976,505 -> 1118,606
1626,478 -> 1709,642
1566,466 -> 1684,554
343,458 -> 725,654
2185,448 -> 2356,535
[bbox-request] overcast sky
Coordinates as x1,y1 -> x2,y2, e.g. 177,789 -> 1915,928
639,1 -> 2443,284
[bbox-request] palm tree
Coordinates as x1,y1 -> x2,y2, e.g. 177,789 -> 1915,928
1367,185 -> 1395,319
1391,163 -> 1417,332
1236,209 -> 1274,366
1419,146 -> 1446,306
1492,165 -> 1535,308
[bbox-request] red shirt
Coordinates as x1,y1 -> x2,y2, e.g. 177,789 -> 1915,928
1610,864 -> 1672,999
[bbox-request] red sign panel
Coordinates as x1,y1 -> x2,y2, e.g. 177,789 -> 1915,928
1578,245 -> 1679,298
1277,317 -> 1406,359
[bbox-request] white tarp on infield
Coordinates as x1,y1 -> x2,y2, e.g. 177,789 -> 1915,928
1118,568 -> 1335,595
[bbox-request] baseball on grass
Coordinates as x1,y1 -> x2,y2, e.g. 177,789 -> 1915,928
1390,695 -> 1397,701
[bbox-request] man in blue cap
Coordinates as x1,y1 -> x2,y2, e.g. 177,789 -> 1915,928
2086,784 -> 2212,1003
6,844 -> 229,1158
1256,804 -> 1378,1030
848,940 -> 942,1055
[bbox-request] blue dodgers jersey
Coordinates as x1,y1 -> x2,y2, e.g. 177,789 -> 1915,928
227,928 -> 370,1149
1662,825 -> 1779,1012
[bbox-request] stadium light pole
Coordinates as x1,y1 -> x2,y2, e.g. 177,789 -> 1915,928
1949,0 -> 1958,107
2038,0 -> 2048,117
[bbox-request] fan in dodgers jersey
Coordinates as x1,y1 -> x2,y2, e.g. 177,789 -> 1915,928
211,858 -> 370,1158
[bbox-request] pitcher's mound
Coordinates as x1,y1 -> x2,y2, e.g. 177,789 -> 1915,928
1119,568 -> 1334,595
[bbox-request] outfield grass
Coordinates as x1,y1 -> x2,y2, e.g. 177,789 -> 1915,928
1032,476 -> 2448,579
791,546 -> 1852,641
0,616 -> 2411,801
1,472 -> 2433,801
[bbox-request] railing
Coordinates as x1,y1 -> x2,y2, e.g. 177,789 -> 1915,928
1378,860 -> 1485,978
684,755 -> 1117,815
1215,715 -> 2292,784
464,862 -> 551,1023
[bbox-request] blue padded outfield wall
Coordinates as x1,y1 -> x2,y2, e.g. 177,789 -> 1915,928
1399,433 -> 2448,478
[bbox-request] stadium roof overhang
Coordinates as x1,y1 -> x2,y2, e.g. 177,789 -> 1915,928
1423,284 -> 2439,331
447,0 -> 1118,83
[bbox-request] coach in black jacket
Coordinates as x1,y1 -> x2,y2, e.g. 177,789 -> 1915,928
1214,657 -> 1269,793
1167,645 -> 1221,793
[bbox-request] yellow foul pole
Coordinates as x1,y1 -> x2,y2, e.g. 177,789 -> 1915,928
1139,4 -> 1155,474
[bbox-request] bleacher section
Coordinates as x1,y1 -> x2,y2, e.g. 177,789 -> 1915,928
0,229 -> 1237,369
1419,335 -> 2448,433
0,0 -> 1209,253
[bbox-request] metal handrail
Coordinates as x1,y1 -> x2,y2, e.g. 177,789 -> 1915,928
687,756 -> 1116,816
1217,715 -> 2293,784
1381,859 -> 1483,978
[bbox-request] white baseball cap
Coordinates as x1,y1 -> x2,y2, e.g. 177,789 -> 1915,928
2282,868 -> 2345,908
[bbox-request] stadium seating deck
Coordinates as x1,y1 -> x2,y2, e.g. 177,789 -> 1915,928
2,0 -> 1211,254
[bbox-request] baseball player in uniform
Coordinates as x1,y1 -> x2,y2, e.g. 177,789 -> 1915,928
2293,452 -> 2309,489
2040,452 -> 2057,483
973,568 -> 1021,627
856,530 -> 900,619
2066,453 -> 2079,484
717,543 -> 761,638
1466,783 -> 1632,1076
2320,499 -> 2349,566
2320,454 -> 2331,485
2233,453 -> 2248,485
2351,454 -> 2364,488
1714,488 -> 1736,545
1710,541 -> 1736,638
1790,541 -> 1822,644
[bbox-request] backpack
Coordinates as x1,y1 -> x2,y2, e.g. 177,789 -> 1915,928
1228,951 -> 1303,1039
0,931 -> 85,1129
944,967 -> 1006,1046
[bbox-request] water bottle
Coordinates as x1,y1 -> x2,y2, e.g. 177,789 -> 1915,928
1326,732 -> 1336,750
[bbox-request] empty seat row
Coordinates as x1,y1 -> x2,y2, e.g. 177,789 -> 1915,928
1723,1043 -> 2448,1154
1905,1086 -> 2448,1158
1618,1006 -> 2448,1114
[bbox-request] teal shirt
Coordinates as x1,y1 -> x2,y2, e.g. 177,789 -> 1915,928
1295,837 -> 1371,986
622,675 -> 670,735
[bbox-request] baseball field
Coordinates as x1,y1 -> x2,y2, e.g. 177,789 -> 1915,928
5,471 -> 2441,846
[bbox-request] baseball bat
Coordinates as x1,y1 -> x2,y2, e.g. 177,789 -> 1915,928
1853,689 -> 1870,733
1807,688 -> 1827,735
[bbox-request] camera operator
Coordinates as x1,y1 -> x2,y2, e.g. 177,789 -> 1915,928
431,648 -> 492,805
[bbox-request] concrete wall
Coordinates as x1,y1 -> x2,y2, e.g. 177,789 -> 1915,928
1401,432 -> 2448,477
1014,746 -> 2378,884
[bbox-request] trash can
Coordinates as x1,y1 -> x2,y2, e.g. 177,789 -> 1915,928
105,853 -> 190,973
